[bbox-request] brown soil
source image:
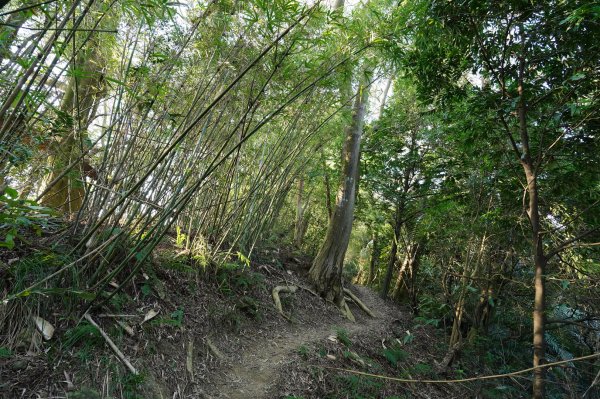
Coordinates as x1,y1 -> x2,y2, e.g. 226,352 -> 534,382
207,286 -> 396,399
1,247 -> 469,399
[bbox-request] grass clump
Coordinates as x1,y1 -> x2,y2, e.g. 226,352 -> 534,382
336,328 -> 352,347
381,345 -> 407,367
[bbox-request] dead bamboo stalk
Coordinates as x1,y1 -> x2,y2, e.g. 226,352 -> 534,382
84,313 -> 138,375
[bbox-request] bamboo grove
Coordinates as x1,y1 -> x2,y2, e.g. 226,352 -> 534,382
1,1 -> 599,398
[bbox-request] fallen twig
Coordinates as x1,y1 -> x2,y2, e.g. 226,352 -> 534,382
84,313 -> 138,375
187,337 -> 195,382
206,337 -> 224,360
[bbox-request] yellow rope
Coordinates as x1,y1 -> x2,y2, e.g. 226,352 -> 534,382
320,352 -> 600,384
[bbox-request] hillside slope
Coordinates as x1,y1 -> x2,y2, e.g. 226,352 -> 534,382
2,248 -> 468,399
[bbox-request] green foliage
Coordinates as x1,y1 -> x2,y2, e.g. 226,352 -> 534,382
175,226 -> 187,248
402,331 -> 414,346
0,1 -> 597,397
0,187 -> 55,249
141,283 -> 152,298
8,251 -> 75,294
0,347 -> 12,359
336,328 -> 352,347
63,322 -> 103,351
108,292 -> 130,311
332,374 -> 384,399
216,262 -> 265,296
237,296 -> 262,320
171,307 -> 184,325
317,345 -> 327,358
151,307 -> 185,328
161,258 -> 196,274
297,345 -> 309,360
119,372 -> 146,399
381,345 -> 407,367
67,388 -> 101,399
410,362 -> 433,377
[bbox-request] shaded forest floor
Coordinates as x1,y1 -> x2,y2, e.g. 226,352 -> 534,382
2,244 -> 472,399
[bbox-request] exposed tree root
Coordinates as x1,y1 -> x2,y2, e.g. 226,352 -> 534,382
277,281 -> 319,298
344,288 -> 375,318
341,299 -> 356,322
272,285 -> 298,317
296,284 -> 320,298
272,284 -> 366,322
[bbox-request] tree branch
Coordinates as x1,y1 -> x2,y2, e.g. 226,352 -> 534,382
547,226 -> 600,259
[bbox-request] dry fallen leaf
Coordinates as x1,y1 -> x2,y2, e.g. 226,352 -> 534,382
32,316 -> 55,340
142,309 -> 159,324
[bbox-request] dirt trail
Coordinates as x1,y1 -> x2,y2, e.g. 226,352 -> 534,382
206,285 -> 399,399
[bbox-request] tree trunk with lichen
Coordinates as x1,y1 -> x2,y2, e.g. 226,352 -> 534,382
309,78 -> 369,309
41,32 -> 106,213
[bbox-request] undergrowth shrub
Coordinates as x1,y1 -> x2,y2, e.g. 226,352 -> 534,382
216,261 -> 265,296
332,374 -> 383,399
7,251 -> 74,293
336,328 -> 352,347
62,321 -> 103,351
0,186 -> 56,249
381,345 -> 407,367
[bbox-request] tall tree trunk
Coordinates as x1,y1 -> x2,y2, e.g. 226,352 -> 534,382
308,77 -> 369,307
449,295 -> 466,347
522,141 -> 546,399
516,54 -> 546,399
380,237 -> 397,299
368,229 -> 379,284
525,157 -> 546,399
323,156 -> 333,221
381,202 -> 402,299
392,242 -> 420,304
41,25 -> 107,213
